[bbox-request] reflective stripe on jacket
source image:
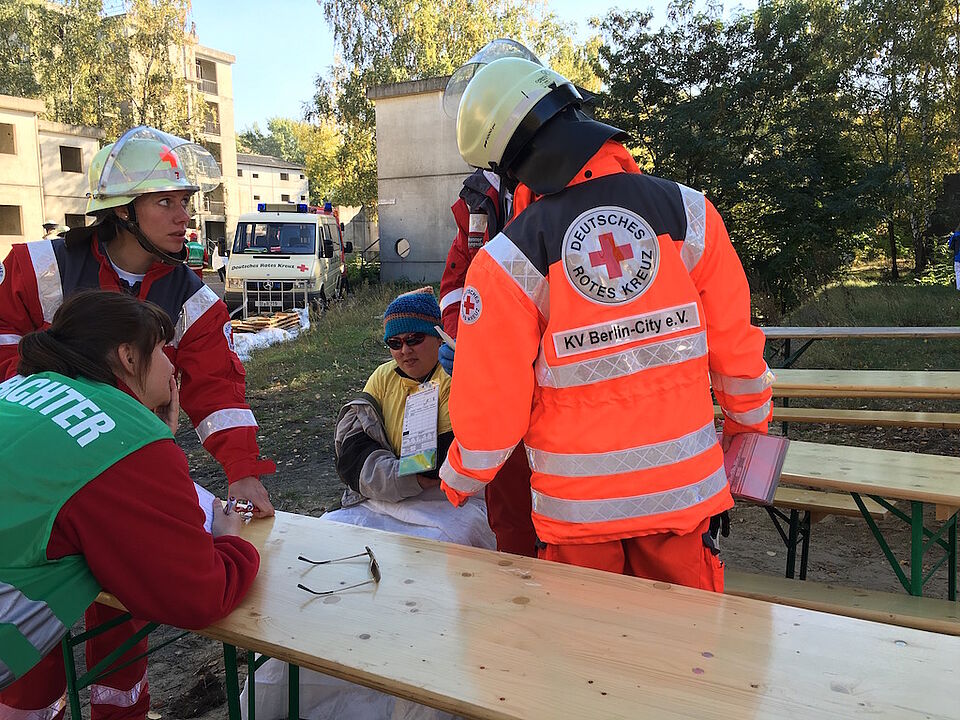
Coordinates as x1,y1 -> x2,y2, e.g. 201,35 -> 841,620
440,141 -> 771,545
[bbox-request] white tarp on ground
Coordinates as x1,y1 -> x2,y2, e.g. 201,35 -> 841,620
233,307 -> 311,361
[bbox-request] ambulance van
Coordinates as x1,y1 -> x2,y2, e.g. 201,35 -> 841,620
224,203 -> 352,316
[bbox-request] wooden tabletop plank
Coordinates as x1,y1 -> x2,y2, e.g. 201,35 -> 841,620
782,441 -> 960,506
143,512 -> 960,720
761,326 -> 960,339
714,405 -> 960,429
772,369 -> 960,399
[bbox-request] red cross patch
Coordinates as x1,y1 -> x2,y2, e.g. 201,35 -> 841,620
561,205 -> 660,305
460,286 -> 482,324
297,264 -> 308,272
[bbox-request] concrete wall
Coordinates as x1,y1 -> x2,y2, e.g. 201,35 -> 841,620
236,159 -> 309,214
0,95 -> 45,258
368,78 -> 471,282
37,120 -> 104,229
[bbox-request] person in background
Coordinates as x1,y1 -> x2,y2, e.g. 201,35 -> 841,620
0,290 -> 260,714
185,230 -> 205,279
438,38 -> 541,557
41,219 -> 59,241
949,229 -> 960,290
440,55 -> 772,591
214,237 -> 228,283
243,288 -> 491,719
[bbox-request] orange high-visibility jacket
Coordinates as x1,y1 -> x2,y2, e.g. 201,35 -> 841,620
439,142 -> 773,545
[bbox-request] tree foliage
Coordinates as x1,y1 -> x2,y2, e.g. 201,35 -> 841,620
597,0 -> 958,311
0,0 -> 202,140
308,0 -> 602,211
237,117 -> 341,205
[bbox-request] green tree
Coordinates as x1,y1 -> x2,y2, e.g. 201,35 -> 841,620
596,0 -> 869,311
237,117 -> 340,205
309,0 -> 602,211
842,0 -> 960,277
0,0 -> 202,141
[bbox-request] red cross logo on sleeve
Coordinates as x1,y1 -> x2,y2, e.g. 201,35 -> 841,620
589,232 -> 634,280
158,146 -> 179,169
461,293 -> 475,315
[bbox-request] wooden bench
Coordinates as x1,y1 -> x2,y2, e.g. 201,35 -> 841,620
725,570 -> 960,636
715,405 -> 960,429
759,487 -> 888,579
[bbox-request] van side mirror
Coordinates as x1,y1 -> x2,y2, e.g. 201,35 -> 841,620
339,222 -> 344,233
344,241 -> 353,254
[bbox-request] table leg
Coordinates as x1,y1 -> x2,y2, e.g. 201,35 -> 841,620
288,664 -> 300,719
223,643 -> 241,720
910,501 -> 924,596
62,636 -> 82,720
785,510 -> 799,579
799,511 -> 812,580
948,517 -> 957,601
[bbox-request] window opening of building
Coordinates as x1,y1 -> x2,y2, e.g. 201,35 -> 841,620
60,146 -> 82,173
0,123 -> 15,154
0,205 -> 22,235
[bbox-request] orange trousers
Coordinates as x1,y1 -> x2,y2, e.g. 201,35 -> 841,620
484,444 -> 537,557
538,517 -> 724,592
0,604 -> 149,720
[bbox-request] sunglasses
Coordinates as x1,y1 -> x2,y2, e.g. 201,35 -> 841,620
385,332 -> 427,351
297,546 -> 381,596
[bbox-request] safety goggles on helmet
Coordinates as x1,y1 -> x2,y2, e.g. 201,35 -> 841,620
86,126 -> 221,215
442,38 -> 542,118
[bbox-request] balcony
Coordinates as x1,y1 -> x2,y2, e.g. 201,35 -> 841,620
204,119 -> 220,136
199,78 -> 219,95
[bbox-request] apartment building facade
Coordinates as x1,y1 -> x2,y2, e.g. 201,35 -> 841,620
235,153 -> 309,214
0,94 -> 103,259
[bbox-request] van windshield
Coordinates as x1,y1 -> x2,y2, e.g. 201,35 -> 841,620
232,222 -> 316,254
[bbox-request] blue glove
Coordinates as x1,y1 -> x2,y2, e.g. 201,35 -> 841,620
438,342 -> 455,375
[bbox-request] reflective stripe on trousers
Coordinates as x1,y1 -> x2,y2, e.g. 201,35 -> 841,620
195,408 -> 258,444
90,672 -> 147,708
536,331 -> 707,389
0,693 -> 66,720
525,422 -> 716,477
531,465 -> 728,524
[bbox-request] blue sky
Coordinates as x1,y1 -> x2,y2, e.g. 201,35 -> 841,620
190,0 -> 755,132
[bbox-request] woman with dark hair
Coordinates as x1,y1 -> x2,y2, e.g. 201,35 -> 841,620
0,291 -> 260,717
0,126 -> 275,516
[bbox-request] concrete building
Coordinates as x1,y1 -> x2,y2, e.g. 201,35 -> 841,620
235,153 -> 309,213
0,94 -> 103,259
186,41 -> 240,250
367,77 -> 469,282
38,119 -> 105,230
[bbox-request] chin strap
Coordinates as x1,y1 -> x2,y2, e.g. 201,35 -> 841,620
116,203 -> 187,266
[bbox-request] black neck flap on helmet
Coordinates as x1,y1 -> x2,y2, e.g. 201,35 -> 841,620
505,106 -> 628,196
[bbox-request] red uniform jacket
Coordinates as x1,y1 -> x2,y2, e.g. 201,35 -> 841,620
0,236 -> 274,482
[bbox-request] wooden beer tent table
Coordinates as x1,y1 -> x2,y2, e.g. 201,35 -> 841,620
759,326 -> 960,368
110,511 -> 960,719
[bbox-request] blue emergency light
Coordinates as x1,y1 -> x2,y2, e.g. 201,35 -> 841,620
257,203 -> 265,211
323,202 -> 333,212
297,203 -> 309,212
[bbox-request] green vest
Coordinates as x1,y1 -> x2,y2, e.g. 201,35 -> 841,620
0,372 -> 172,689
185,240 -> 204,267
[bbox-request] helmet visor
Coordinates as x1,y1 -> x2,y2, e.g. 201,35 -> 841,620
95,126 -> 222,200
443,39 -> 543,118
